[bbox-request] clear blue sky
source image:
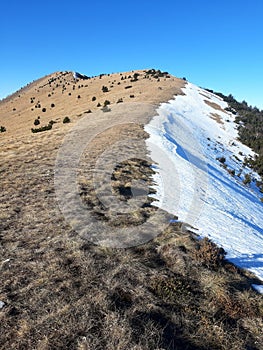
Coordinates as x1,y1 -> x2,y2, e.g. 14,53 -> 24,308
1,0 -> 263,109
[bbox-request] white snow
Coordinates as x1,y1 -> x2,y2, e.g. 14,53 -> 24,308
2,259 -> 10,264
252,284 -> 263,293
145,82 -> 263,292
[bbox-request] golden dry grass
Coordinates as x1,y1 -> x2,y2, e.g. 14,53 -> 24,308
204,99 -> 227,113
0,69 -> 184,138
210,112 -> 224,125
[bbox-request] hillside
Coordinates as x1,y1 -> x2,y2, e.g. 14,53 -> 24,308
0,69 -> 263,350
0,69 -> 182,137
206,90 -> 263,182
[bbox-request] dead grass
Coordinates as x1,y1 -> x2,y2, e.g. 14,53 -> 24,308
1,219 -> 263,349
204,100 -> 227,113
210,112 -> 224,125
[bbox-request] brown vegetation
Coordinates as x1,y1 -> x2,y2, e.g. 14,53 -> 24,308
205,100 -> 227,113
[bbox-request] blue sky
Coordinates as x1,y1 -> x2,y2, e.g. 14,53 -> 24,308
1,0 -> 263,108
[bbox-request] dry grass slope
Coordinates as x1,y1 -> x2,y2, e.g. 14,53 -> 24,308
0,69 -> 262,349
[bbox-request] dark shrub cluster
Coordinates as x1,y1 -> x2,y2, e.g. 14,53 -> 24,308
33,118 -> 40,126
63,116 -> 70,124
102,86 -> 109,93
31,122 -> 53,133
243,173 -> 252,185
130,73 -> 140,82
217,156 -> 226,164
145,68 -> 170,79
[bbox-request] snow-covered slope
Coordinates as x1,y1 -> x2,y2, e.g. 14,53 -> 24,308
145,82 -> 263,291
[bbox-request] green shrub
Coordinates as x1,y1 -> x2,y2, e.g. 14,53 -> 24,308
0,126 -> 6,132
92,96 -> 96,101
243,173 -> 252,185
104,100 -> 110,107
34,119 -> 40,126
217,156 -> 226,164
102,86 -> 109,92
63,116 -> 70,124
130,73 -> 140,82
227,169 -> 235,176
31,123 -> 53,133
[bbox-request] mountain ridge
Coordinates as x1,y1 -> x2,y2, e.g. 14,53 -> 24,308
0,69 -> 263,350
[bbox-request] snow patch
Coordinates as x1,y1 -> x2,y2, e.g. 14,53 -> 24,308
145,82 -> 263,291
252,284 -> 263,293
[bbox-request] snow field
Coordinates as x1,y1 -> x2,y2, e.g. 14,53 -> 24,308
145,82 -> 263,291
